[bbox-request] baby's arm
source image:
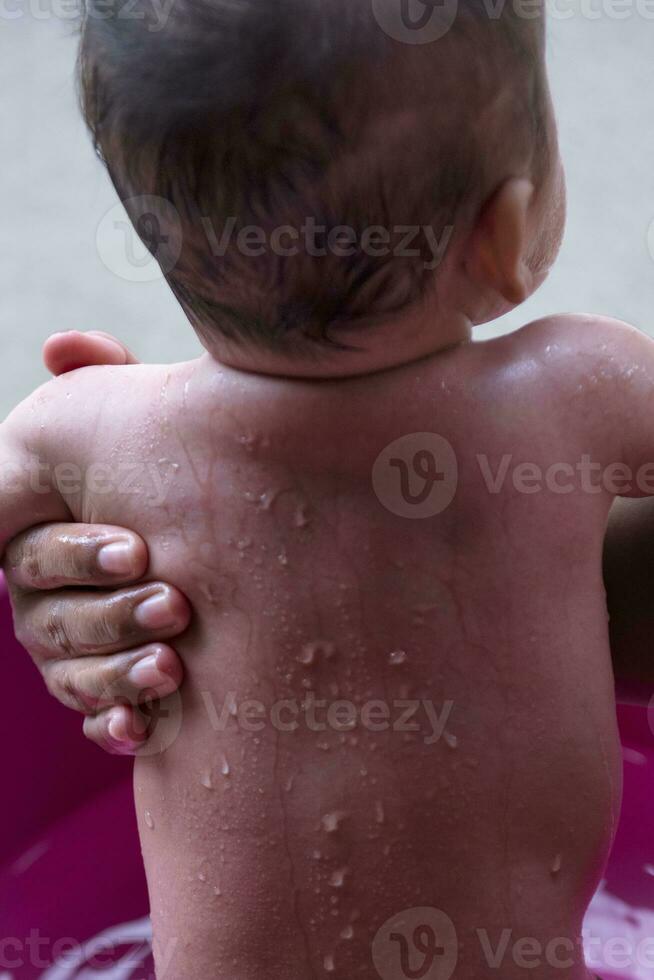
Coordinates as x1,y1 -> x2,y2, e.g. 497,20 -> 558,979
549,315 -> 654,698
605,497 -> 654,700
516,314 -> 654,699
593,319 -> 654,698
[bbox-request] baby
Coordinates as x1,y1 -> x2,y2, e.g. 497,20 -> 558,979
3,0 -> 653,977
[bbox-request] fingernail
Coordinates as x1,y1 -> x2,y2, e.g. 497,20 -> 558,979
135,592 -> 178,630
128,653 -> 177,694
107,712 -> 138,750
86,332 -> 129,362
98,540 -> 135,575
108,712 -> 126,741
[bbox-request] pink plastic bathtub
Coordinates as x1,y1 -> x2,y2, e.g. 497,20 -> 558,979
1,576 -> 654,979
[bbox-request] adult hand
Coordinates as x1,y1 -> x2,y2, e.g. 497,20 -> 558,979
4,332 -> 190,754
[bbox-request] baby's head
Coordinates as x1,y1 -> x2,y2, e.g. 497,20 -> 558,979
79,0 -> 565,375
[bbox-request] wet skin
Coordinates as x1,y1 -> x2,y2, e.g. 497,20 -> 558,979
2,312 -> 653,978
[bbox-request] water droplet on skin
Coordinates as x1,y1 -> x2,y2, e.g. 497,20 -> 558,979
214,884 -> 222,896
414,602 -> 439,615
285,774 -> 295,793
237,538 -> 252,551
298,640 -> 335,666
238,432 -> 260,453
329,867 -> 349,888
340,925 -> 354,940
375,800 -> 385,824
201,582 -> 221,605
198,871 -> 207,882
144,811 -> 155,830
294,504 -> 310,529
324,954 -> 335,972
259,489 -> 279,511
200,772 -> 213,790
298,645 -> 317,666
322,811 -> 347,833
388,650 -> 407,666
444,732 -> 458,750
551,854 -> 562,874
221,755 -> 231,777
278,550 -> 289,567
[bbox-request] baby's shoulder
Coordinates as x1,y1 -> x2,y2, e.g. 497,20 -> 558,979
7,361 -> 188,462
491,313 -> 654,403
509,313 -> 650,372
461,313 -> 654,461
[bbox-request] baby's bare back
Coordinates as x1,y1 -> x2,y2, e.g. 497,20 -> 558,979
62,328 -> 621,979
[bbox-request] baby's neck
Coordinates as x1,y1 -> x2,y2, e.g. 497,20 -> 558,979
199,305 -> 473,380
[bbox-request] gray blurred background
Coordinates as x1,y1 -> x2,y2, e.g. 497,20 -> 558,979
1,8 -> 654,418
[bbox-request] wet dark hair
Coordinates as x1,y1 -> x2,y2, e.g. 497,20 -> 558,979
79,0 -> 548,351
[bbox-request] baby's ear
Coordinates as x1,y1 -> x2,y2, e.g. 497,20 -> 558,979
465,178 -> 535,307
